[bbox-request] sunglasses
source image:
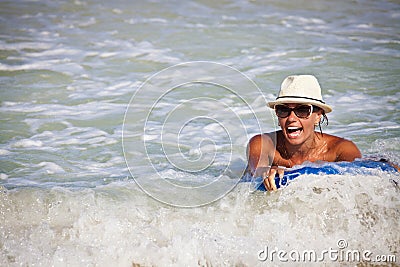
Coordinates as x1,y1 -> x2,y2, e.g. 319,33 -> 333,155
274,104 -> 313,119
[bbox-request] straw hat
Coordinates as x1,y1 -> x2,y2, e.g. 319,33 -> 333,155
268,75 -> 332,113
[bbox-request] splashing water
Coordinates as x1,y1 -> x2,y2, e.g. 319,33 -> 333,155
0,0 -> 399,265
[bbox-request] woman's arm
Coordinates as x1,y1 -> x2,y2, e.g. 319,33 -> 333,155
246,134 -> 274,176
246,134 -> 284,191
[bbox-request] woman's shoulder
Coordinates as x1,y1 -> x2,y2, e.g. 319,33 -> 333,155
319,133 -> 362,160
249,131 -> 281,141
248,132 -> 277,147
320,133 -> 354,145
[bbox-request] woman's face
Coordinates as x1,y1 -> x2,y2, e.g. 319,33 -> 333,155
276,103 -> 322,146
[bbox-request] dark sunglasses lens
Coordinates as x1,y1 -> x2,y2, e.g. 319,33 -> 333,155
275,105 -> 290,118
294,105 -> 312,118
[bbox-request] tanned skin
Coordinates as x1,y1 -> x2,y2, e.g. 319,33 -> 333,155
247,103 -> 362,191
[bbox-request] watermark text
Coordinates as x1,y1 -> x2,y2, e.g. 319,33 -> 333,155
258,239 -> 397,263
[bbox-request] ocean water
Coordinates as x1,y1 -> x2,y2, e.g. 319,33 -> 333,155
1,0 -> 399,266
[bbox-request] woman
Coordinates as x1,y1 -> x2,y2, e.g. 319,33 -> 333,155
247,75 -> 362,191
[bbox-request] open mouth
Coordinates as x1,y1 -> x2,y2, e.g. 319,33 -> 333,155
286,126 -> 303,138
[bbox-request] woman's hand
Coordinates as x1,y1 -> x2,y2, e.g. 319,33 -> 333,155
262,166 -> 285,191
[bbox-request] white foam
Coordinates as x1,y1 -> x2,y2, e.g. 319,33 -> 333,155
13,139 -> 43,148
0,149 -> 11,155
1,174 -> 399,266
25,48 -> 81,58
284,15 -> 326,25
0,60 -> 84,73
0,41 -> 52,51
38,162 -> 65,174
0,0 -> 399,265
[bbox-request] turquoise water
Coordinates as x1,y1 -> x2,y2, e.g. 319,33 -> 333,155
0,0 -> 399,265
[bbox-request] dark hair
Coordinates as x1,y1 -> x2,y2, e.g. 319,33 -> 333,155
312,105 -> 329,134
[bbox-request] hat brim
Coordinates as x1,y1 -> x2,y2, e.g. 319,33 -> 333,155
268,97 -> 332,113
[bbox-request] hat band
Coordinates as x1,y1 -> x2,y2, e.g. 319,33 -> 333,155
276,95 -> 326,104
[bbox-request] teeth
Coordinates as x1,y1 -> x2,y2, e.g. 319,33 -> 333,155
287,127 -> 302,134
